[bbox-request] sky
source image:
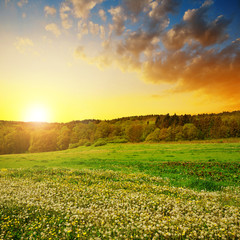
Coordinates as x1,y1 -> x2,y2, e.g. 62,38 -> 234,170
0,0 -> 239,122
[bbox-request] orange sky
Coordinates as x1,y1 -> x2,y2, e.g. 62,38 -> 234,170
0,0 -> 239,122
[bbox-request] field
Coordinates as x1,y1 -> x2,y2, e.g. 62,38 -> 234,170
0,142 -> 240,239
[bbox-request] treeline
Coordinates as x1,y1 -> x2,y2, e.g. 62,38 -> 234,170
0,111 -> 240,154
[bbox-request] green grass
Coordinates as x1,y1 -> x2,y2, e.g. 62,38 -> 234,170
0,142 -> 239,191
1,142 -> 240,239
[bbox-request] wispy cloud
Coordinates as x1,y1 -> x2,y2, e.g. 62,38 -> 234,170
45,23 -> 61,37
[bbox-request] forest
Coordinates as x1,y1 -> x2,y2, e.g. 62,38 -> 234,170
0,111 -> 240,155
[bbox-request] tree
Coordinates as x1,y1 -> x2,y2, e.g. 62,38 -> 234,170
161,114 -> 171,128
57,126 -> 71,150
175,126 -> 183,141
126,124 -> 143,142
70,122 -> 96,144
95,121 -> 112,139
3,128 -> 30,154
145,128 -> 161,142
29,129 -> 58,153
183,123 -> 198,140
159,128 -> 168,141
142,124 -> 156,141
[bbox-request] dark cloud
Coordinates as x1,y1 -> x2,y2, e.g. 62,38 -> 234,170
163,0 -> 231,49
143,39 -> 240,101
117,30 -> 158,59
122,0 -> 149,18
142,49 -> 190,84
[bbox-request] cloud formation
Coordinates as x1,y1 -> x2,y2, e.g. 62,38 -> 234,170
89,21 -> 100,35
72,0 -> 240,104
122,0 -> 149,22
148,0 -> 180,21
45,23 -> 61,37
162,0 -> 231,49
60,3 -> 73,29
142,39 -> 240,102
70,0 -> 104,19
38,0 -> 236,105
44,6 -> 57,17
77,20 -> 89,39
108,6 -> 127,36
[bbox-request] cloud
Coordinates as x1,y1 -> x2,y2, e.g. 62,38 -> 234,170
77,20 -> 89,39
60,3 -> 73,29
70,0 -> 104,19
44,6 -> 57,16
59,0 -> 104,30
142,39 -> 240,101
148,0 -> 181,21
144,0 -> 181,34
17,0 -> 28,8
45,23 -> 61,37
117,30 -> 159,60
108,6 -> 127,36
162,0 -> 231,49
122,0 -> 149,21
14,37 -> 33,53
179,39 -> 240,99
76,37 -> 240,105
89,21 -> 100,35
99,9 -> 106,22
142,49 -> 189,84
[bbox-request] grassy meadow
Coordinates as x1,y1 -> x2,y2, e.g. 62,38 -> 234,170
0,142 -> 240,239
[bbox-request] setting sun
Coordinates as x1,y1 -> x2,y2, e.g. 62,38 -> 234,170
25,106 -> 49,122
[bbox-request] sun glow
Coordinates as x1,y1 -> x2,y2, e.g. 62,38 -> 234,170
25,105 -> 49,122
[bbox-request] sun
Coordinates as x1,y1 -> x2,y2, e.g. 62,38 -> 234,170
25,105 -> 49,122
